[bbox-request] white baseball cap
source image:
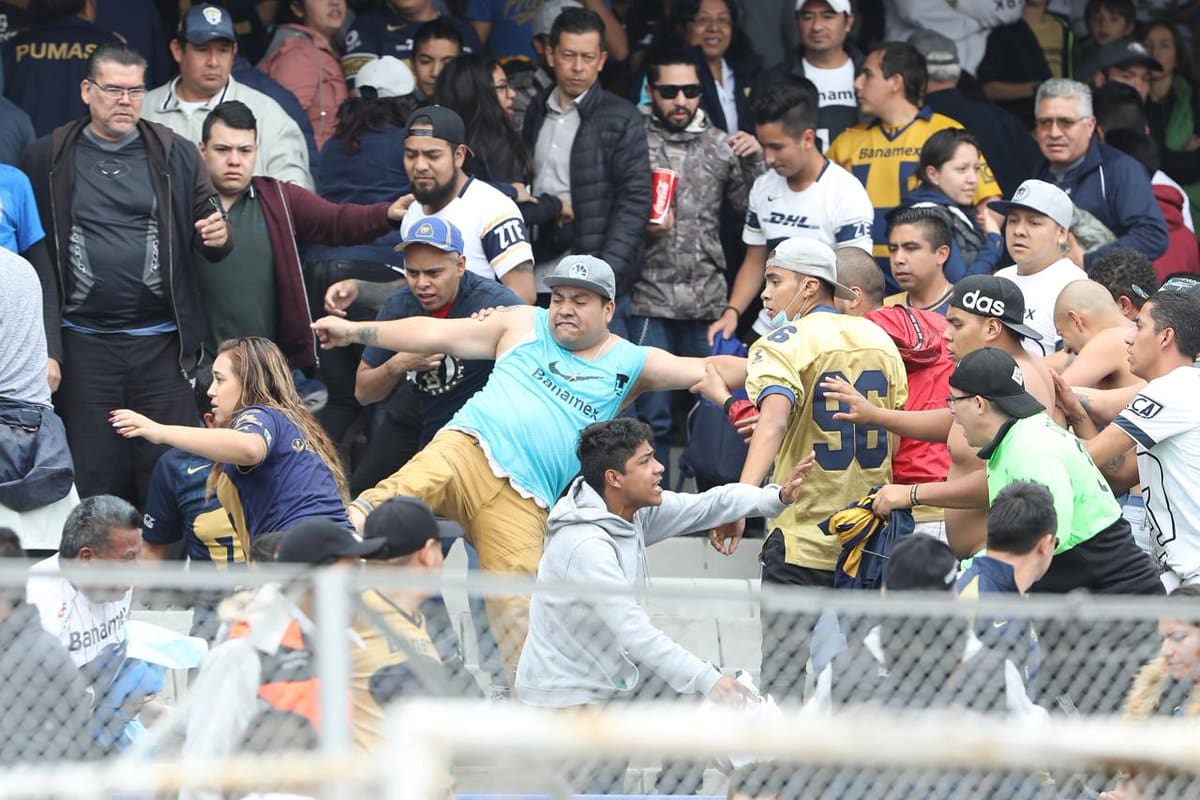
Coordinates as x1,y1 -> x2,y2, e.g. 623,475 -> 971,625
766,238 -> 856,300
990,179 -> 1075,230
354,56 -> 415,99
796,0 -> 852,13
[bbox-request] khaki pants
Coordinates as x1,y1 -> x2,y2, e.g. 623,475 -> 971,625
361,430 -> 547,672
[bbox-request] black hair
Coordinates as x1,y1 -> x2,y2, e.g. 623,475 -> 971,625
917,128 -> 981,190
750,81 -> 820,139
413,16 -> 464,54
250,531 -> 285,563
1088,247 -> 1159,309
888,206 -> 952,253
645,47 -> 701,86
1104,127 -> 1159,175
330,95 -> 415,155
1084,0 -> 1136,26
201,99 -> 257,142
1169,584 -> 1200,601
549,6 -> 606,51
662,0 -> 755,65
59,495 -> 141,559
33,0 -> 85,22
986,481 -> 1057,555
0,528 -> 24,559
577,418 -> 654,497
1144,19 -> 1191,77
1148,290 -> 1200,360
432,53 -> 533,183
1092,81 -> 1147,134
87,41 -> 148,80
875,41 -> 926,106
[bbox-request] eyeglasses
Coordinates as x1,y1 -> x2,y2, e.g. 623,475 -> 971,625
87,80 -> 146,101
1035,116 -> 1086,132
653,83 -> 703,100
692,14 -> 733,29
493,81 -> 514,94
945,393 -> 979,409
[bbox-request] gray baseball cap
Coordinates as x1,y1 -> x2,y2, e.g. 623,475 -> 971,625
765,238 -> 856,300
544,255 -> 616,301
907,29 -> 959,68
534,0 -> 583,38
990,179 -> 1074,229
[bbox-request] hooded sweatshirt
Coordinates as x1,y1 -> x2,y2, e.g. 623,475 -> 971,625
515,477 -> 787,708
864,306 -> 952,488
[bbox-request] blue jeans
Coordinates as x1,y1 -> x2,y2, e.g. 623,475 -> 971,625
627,315 -> 711,486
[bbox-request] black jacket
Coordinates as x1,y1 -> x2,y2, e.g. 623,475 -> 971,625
21,117 -> 232,373
523,83 -> 651,295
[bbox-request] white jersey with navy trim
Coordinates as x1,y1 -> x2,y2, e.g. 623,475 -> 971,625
1113,366 -> 1200,585
742,162 -> 873,333
26,554 -> 131,670
400,177 -> 533,281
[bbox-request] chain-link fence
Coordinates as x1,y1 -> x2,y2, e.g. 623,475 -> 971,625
0,559 -> 1196,798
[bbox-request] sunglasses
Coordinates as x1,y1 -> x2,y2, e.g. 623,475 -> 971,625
653,83 -> 703,100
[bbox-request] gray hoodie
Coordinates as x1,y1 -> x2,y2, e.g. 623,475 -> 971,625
515,477 -> 787,708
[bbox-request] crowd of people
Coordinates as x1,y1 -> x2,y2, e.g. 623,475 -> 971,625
1,0 -> 1200,794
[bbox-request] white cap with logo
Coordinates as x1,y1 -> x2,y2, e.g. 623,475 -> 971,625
990,179 -> 1074,230
766,238 -> 856,300
796,0 -> 852,12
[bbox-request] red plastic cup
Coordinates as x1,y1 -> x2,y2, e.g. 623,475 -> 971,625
649,168 -> 679,225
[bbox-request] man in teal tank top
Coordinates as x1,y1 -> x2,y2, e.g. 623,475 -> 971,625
313,255 -> 749,677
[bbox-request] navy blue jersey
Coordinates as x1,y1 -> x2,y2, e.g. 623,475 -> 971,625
956,555 -> 1041,693
360,270 -> 521,444
142,448 -> 244,564
221,406 -> 350,538
341,8 -> 481,78
1,17 -> 121,135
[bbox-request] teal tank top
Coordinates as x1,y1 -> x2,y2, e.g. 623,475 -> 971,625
448,308 -> 648,507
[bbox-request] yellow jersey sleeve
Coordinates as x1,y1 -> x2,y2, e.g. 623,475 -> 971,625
746,324 -> 818,410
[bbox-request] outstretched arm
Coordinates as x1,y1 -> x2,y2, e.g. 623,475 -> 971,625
312,305 -> 535,361
110,410 -> 266,467
626,349 -> 746,404
821,375 -> 953,442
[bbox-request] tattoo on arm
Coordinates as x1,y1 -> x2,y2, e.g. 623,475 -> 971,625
355,326 -> 379,346
1104,452 -> 1126,471
1078,393 -> 1092,413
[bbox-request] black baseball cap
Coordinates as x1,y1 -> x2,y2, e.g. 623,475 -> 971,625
883,534 -> 959,592
365,496 -> 462,560
950,275 -> 1043,342
405,105 -> 466,147
276,519 -> 386,565
949,347 -> 1046,420
1158,274 -> 1200,302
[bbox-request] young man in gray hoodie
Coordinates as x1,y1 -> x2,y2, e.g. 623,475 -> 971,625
515,418 -> 814,709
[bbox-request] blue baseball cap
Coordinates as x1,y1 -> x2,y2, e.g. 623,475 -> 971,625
181,4 -> 237,44
396,217 -> 465,255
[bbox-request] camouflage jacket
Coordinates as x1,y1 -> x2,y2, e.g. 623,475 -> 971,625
631,107 -> 764,320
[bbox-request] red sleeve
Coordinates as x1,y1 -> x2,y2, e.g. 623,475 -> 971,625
727,398 -> 757,425
282,182 -> 396,246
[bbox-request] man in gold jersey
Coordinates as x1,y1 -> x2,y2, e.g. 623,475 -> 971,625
352,496 -> 458,750
692,237 -> 907,699
827,41 -> 1001,293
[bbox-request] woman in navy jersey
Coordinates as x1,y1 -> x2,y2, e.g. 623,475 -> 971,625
111,337 -> 350,552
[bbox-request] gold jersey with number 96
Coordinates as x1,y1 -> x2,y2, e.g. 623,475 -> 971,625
746,310 -> 908,570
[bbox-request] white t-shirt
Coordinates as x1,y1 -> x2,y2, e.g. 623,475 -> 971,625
743,162 -> 874,333
400,177 -> 533,281
1114,366 -> 1200,585
995,258 -> 1086,357
26,554 -> 132,670
803,58 -> 856,153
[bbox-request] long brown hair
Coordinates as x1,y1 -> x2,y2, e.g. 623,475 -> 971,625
205,338 -> 348,501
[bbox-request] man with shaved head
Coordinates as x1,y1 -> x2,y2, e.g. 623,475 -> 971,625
835,248 -> 952,540
1052,280 -> 1141,392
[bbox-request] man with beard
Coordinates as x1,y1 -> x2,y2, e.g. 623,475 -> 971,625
398,106 -> 535,303
631,49 -> 763,481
